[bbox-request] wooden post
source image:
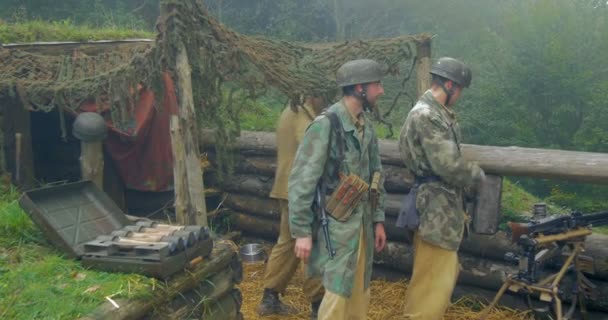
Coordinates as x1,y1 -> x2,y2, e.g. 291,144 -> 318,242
3,100 -> 36,189
79,141 -> 104,190
415,39 -> 432,98
170,41 -> 208,226
170,115 -> 188,224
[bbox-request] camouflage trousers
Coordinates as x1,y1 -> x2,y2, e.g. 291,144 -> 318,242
403,232 -> 459,320
318,228 -> 370,320
263,199 -> 324,302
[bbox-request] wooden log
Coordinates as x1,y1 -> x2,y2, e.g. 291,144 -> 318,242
218,174 -> 274,198
224,188 -> 404,221
228,211 -> 280,240
81,241 -> 238,320
153,256 -> 243,319
210,153 -> 413,194
223,193 -> 281,220
201,130 -> 608,184
222,197 -> 408,242
208,153 -> 277,176
214,174 -> 409,204
202,289 -> 243,320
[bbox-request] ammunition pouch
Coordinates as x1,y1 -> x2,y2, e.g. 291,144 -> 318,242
326,174 -> 370,222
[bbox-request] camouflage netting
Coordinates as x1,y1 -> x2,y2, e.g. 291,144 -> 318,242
0,0 -> 431,172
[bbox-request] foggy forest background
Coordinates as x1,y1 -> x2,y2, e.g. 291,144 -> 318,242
1,0 -> 607,211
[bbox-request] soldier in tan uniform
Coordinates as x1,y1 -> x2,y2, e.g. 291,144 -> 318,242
399,57 -> 485,320
257,96 -> 326,318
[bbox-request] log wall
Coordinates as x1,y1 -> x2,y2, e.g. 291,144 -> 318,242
203,130 -> 608,313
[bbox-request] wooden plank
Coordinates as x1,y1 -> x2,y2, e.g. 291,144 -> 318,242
174,42 -> 208,226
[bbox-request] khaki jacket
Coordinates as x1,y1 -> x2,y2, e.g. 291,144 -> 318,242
270,104 -> 316,199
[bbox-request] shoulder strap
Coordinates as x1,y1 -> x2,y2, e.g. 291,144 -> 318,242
319,112 -> 347,185
326,112 -> 346,162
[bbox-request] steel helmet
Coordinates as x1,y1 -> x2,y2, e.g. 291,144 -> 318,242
336,59 -> 384,87
430,57 -> 472,88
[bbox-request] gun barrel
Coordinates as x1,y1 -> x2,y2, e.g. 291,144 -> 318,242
582,211 -> 608,227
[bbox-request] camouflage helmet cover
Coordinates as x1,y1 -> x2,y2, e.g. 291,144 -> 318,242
430,57 -> 472,88
336,59 -> 384,87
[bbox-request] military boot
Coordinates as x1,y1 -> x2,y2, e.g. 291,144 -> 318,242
257,288 -> 297,316
310,300 -> 322,320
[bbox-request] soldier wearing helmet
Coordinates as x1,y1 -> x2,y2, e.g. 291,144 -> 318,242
398,57 -> 485,319
335,58 -> 385,113
289,59 -> 387,320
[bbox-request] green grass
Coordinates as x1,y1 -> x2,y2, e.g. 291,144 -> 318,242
0,185 -> 156,319
0,19 -> 152,44
238,101 -> 282,132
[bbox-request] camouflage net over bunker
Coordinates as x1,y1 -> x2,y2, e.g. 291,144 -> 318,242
0,0 -> 430,170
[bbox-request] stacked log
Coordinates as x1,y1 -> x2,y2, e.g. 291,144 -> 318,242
203,131 -> 608,313
83,240 -> 244,320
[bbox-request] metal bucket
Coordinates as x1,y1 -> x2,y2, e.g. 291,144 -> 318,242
239,243 -> 266,263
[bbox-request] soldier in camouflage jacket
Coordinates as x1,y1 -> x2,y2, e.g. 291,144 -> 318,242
399,57 -> 485,320
289,59 -> 387,320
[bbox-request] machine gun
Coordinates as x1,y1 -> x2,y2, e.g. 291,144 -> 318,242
509,210 -> 608,244
479,205 -> 608,320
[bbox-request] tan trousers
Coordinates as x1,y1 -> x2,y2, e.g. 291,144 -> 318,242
318,228 -> 370,320
263,199 -> 324,302
403,233 -> 459,320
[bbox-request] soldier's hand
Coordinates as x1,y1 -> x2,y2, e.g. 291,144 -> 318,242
374,223 -> 386,252
295,237 -> 313,264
